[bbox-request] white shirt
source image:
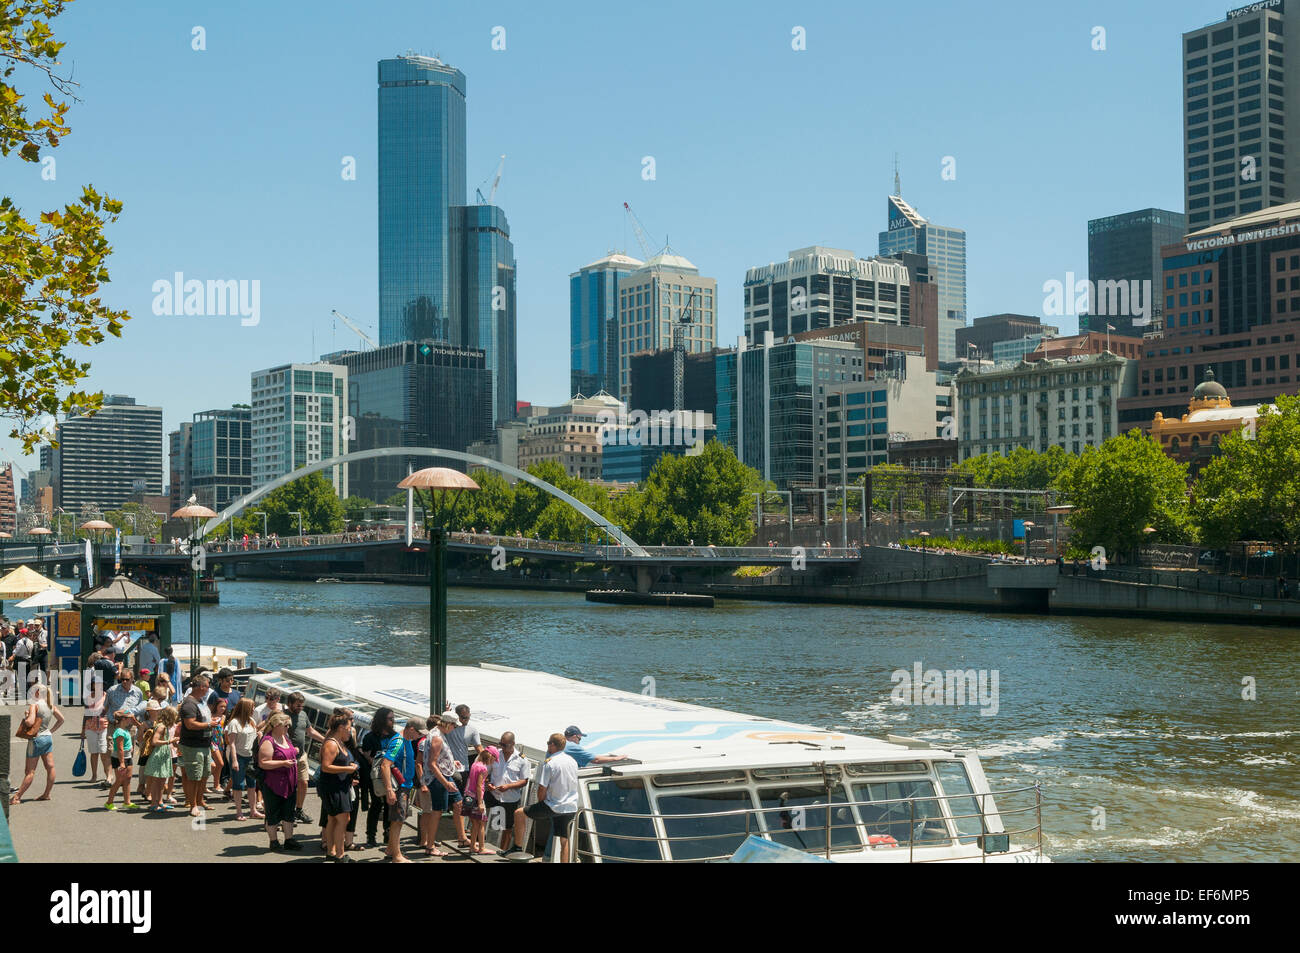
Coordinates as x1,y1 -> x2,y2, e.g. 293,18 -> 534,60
540,752 -> 579,814
254,702 -> 279,725
139,639 -> 161,676
490,749 -> 531,803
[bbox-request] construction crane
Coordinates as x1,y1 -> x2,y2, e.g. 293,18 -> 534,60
672,289 -> 697,413
475,154 -> 506,205
623,202 -> 663,261
331,309 -> 377,350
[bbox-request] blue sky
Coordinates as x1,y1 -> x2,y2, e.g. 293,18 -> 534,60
4,0 -> 1229,477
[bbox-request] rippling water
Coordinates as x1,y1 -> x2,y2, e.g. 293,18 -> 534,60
200,580 -> 1300,862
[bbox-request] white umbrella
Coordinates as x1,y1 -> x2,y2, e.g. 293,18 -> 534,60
15,587 -> 74,609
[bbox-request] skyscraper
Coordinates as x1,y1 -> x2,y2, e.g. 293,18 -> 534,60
378,55 -> 466,346
451,204 -> 516,425
51,395 -> 164,511
878,195 -> 967,363
189,407 -> 252,510
1084,209 -> 1186,336
571,252 -> 642,397
250,362 -> 349,496
1182,3 -> 1297,230
616,252 -> 717,403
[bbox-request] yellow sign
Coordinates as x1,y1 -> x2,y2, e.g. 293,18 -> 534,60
93,618 -> 156,631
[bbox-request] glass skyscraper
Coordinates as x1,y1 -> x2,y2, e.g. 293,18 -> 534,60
878,195 -> 966,364
378,55 -> 467,346
452,205 -> 517,425
570,252 -> 642,397
1084,208 -> 1186,336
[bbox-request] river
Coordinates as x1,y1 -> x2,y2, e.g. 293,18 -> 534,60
198,580 -> 1299,862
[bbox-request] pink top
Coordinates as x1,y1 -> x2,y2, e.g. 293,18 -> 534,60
466,761 -> 489,800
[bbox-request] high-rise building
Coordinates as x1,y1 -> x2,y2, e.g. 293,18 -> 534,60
1120,200 -> 1300,428
250,362 -> 349,496
337,341 -> 493,503
189,408 -> 252,510
168,423 -> 193,515
571,252 -> 642,397
450,204 -> 516,426
1084,209 -> 1187,335
745,247 -> 914,339
616,252 -> 717,402
956,314 -> 1059,360
517,393 -> 626,481
0,464 -> 15,534
878,195 -> 967,363
378,55 -> 466,346
629,348 -> 720,418
1183,3 -> 1298,230
51,395 -> 164,511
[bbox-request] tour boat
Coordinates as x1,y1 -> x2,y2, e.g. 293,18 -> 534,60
244,662 -> 1048,863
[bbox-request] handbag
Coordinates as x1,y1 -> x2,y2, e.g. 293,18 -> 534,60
15,711 -> 40,740
72,740 -> 87,777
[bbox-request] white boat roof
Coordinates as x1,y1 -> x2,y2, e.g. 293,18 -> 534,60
269,663 -> 944,771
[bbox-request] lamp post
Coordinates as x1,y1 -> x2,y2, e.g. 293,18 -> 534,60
29,526 -> 52,575
919,530 -> 930,577
173,503 -> 218,676
254,511 -> 268,539
1023,521 -> 1036,562
79,520 -> 113,589
398,467 -> 479,712
288,511 -> 303,540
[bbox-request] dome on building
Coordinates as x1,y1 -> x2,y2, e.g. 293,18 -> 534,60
1192,368 -> 1228,402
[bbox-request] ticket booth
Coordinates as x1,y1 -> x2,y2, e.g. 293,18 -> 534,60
68,576 -> 173,679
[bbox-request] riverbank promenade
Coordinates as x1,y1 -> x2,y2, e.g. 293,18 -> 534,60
2,706 -> 508,864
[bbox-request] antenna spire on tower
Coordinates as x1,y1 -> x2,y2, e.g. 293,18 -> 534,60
893,153 -> 901,197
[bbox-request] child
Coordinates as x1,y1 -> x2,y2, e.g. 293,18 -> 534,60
143,707 -> 179,812
465,747 -> 497,855
209,697 -> 228,802
105,711 -> 140,811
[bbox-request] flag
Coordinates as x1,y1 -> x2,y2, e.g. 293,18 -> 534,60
1106,324 -> 1115,331
114,530 -> 121,573
406,486 -> 414,547
84,538 -> 94,588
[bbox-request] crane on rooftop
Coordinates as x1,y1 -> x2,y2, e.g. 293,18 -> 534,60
672,289 -> 698,413
476,154 -> 506,205
331,309 -> 377,351
623,201 -> 665,261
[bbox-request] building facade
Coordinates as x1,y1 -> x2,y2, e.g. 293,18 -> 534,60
956,352 -> 1138,460
571,252 -> 642,397
517,393 -> 626,481
338,342 -> 492,504
1120,200 -> 1300,428
1149,369 -> 1262,476
189,408 -> 251,510
616,252 -> 717,402
51,395 -> 164,511
878,195 -> 967,363
168,423 -> 192,516
250,362 -> 349,496
451,204 -> 516,427
1085,208 -> 1187,335
600,412 -> 715,484
956,314 -> 1058,360
628,347 -> 720,419
1182,3 -> 1298,231
0,465 -> 14,534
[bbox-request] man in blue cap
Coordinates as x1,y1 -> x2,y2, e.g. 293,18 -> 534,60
562,726 -> 627,769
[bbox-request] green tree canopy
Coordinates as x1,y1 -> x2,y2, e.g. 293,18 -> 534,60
228,470 -> 343,538
340,495 -> 375,525
615,441 -> 763,546
1193,393 -> 1300,550
955,445 -> 1071,489
1055,430 -> 1193,558
2,0 -> 130,452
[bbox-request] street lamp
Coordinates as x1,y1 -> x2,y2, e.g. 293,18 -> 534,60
254,510 -> 268,539
29,526 -> 52,575
287,511 -> 303,539
1023,521 -> 1036,562
398,467 -> 479,713
173,503 -> 218,676
919,530 -> 931,576
79,520 -> 113,589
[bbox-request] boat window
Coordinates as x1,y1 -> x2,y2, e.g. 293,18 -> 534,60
852,780 -> 951,846
655,789 -> 758,861
751,766 -> 828,782
936,762 -> 985,844
585,779 -> 661,863
844,761 -> 928,776
757,785 -> 862,852
651,770 -> 746,787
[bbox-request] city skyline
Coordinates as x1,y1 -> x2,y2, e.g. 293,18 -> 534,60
2,0 -> 1212,474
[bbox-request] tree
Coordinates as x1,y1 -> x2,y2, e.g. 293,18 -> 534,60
955,445 -> 1070,489
1054,430 -> 1193,558
1194,393 -> 1300,550
2,0 -> 130,452
103,502 -> 161,539
341,495 -> 375,525
232,471 -> 343,537
616,441 -> 763,546
457,469 -> 514,534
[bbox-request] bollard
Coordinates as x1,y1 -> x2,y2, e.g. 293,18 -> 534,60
0,714 -> 9,821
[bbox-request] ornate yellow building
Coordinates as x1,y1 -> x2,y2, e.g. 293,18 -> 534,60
1148,370 -> 1264,475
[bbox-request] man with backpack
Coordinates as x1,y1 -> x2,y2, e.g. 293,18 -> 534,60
375,715 -> 419,863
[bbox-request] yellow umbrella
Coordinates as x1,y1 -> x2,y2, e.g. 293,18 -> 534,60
0,565 -> 72,599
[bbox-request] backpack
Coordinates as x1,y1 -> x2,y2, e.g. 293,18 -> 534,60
370,736 -> 405,796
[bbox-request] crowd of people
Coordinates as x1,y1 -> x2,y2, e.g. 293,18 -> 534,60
8,638 -> 614,862
2,617 -> 50,680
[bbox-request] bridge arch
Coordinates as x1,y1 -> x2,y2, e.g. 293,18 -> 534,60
201,447 -> 647,556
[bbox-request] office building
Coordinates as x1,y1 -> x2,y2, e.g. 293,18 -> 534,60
50,395 -> 164,511
451,204 -> 516,427
338,341 -> 492,503
955,351 -> 1138,460
250,362 -> 349,497
956,314 -> 1059,361
601,411 -> 715,483
1085,209 -> 1187,335
378,55 -> 466,345
517,393 -> 626,481
617,252 -> 717,402
628,347 -> 720,418
878,195 -> 967,362
189,408 -> 251,510
1121,199 -> 1300,427
1029,331 -> 1143,362
168,424 -> 192,515
467,419 -> 528,473
822,353 -> 946,486
992,335 -> 1052,364
0,465 -> 14,534
1183,3 -> 1297,231
571,252 -> 642,397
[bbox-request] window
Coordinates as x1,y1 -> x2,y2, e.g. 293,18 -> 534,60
758,786 -> 861,852
656,789 -> 758,861
585,779 -> 660,862
853,780 -> 950,846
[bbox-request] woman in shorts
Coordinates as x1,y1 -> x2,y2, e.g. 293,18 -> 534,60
318,710 -> 358,861
10,683 -> 64,805
81,674 -> 111,786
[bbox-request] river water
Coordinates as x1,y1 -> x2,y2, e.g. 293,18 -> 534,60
201,580 -> 1299,862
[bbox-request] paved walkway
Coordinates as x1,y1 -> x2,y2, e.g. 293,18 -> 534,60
3,705 -> 520,864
